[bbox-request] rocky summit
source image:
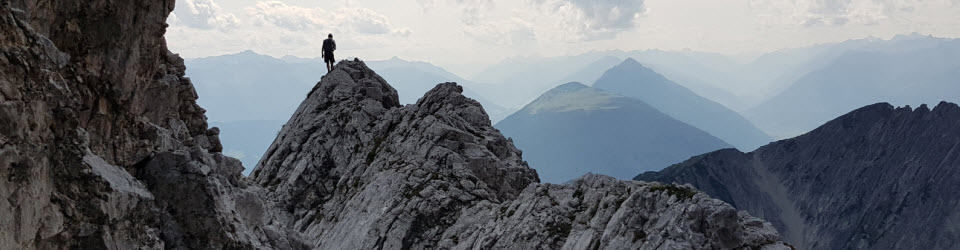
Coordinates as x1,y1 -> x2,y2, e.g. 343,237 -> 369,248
1,0 -> 786,249
252,60 -> 787,249
637,102 -> 960,249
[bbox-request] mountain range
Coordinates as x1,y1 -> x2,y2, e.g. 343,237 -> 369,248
496,82 -> 730,183
637,101 -> 960,249
0,1 -> 788,249
746,38 -> 960,138
473,35 -> 960,140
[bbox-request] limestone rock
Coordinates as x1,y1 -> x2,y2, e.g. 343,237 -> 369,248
0,1 -> 299,248
253,60 -> 788,249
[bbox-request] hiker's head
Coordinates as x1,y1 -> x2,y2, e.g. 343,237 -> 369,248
328,34 -> 333,39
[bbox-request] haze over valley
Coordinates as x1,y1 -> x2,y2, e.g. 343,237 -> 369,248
3,0 -> 959,249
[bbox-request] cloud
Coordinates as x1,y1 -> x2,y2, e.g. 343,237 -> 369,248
245,1 -> 407,35
749,0 -> 960,27
173,0 -> 239,30
462,18 -> 537,46
528,0 -> 647,40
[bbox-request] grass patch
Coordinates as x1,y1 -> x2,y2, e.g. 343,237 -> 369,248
365,136 -> 385,164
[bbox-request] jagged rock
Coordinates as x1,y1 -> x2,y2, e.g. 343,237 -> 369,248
0,1 -> 298,248
637,102 -> 960,249
253,60 -> 540,249
253,60 -> 788,249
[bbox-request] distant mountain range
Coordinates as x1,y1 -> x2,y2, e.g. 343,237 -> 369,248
186,51 -> 509,123
746,36 -> 960,138
211,120 -> 285,175
593,59 -> 770,150
636,101 -> 960,249
468,50 -> 750,111
188,34 -> 960,174
185,51 -> 322,122
496,82 -> 730,183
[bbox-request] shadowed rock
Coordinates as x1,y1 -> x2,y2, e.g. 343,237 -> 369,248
638,102 -> 960,249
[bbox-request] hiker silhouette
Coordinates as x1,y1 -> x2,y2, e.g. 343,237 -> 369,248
322,34 -> 337,72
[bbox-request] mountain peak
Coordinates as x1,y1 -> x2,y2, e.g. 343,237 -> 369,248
618,57 -> 643,67
309,59 -> 400,109
594,57 -> 771,150
553,81 -> 590,91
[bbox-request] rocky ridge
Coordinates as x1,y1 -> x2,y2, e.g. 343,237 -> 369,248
1,0 -> 786,249
252,60 -> 788,249
637,102 -> 960,249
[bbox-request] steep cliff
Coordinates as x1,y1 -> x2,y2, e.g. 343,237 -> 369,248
637,102 -> 960,249
0,1 -> 300,248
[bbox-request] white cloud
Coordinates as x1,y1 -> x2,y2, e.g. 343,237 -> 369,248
462,18 -> 537,46
749,0 -> 960,27
528,0 -> 647,40
245,1 -> 407,35
173,0 -> 239,30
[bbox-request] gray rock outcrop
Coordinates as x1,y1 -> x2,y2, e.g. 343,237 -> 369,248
252,60 -> 788,249
637,102 -> 960,249
0,0 -> 300,248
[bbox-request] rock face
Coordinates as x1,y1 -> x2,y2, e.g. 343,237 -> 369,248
637,102 -> 960,249
496,82 -> 730,182
0,1 -> 300,248
1,0 -> 786,249
252,60 -> 788,249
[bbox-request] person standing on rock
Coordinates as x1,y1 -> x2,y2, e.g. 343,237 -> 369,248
322,34 -> 337,73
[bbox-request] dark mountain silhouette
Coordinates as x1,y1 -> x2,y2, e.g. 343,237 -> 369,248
495,83 -> 731,183
637,101 -> 960,249
593,58 -> 771,150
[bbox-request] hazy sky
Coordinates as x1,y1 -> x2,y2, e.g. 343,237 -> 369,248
166,0 -> 960,76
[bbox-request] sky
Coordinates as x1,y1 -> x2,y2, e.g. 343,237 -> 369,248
165,0 -> 960,76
